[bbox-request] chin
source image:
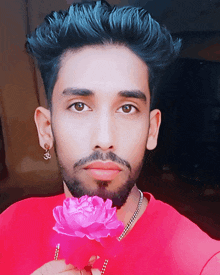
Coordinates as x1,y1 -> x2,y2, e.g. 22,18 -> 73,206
64,177 -> 136,209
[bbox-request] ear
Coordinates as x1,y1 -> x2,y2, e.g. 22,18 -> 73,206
146,109 -> 161,151
34,106 -> 54,149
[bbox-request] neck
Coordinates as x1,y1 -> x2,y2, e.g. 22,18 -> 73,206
63,183 -> 148,229
116,185 -> 148,229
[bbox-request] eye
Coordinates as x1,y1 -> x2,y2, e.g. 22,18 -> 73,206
69,102 -> 90,112
118,104 -> 138,114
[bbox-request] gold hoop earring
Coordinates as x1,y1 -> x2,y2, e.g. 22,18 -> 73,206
43,143 -> 51,160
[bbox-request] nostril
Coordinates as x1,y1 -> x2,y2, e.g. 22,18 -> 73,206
94,145 -> 113,150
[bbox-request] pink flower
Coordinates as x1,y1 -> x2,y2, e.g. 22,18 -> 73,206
53,195 -> 124,241
52,195 -> 124,269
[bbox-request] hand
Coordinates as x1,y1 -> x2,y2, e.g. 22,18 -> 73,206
31,258 -> 101,275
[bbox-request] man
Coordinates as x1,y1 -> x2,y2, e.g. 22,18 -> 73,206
0,1 -> 220,274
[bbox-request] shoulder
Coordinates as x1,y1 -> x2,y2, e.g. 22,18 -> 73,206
144,192 -> 220,273
144,192 -> 219,245
0,194 -> 65,273
201,252 -> 220,274
0,193 -> 65,229
142,192 -> 183,225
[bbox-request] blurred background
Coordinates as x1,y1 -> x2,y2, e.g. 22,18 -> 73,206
0,0 -> 220,239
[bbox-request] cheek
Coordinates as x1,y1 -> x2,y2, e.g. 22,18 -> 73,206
52,117 -> 92,159
120,121 -> 149,163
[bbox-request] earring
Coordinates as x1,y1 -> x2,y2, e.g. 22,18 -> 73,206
43,143 -> 51,160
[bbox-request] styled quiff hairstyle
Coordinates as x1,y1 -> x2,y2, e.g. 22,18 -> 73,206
26,0 -> 181,108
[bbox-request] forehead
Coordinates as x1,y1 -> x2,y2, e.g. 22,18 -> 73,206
53,44 -> 150,101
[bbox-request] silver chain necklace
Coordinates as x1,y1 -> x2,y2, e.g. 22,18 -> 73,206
101,189 -> 143,275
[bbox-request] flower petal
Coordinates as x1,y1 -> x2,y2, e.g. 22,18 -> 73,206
52,195 -> 125,245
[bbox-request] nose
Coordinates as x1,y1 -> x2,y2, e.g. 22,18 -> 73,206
92,111 -> 115,151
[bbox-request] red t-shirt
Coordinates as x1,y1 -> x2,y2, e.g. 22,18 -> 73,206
0,192 -> 219,274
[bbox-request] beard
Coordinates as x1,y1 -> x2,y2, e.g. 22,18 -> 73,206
63,176 -> 136,209
54,142 -> 144,209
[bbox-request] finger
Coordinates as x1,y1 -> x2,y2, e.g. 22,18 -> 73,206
79,270 -> 92,275
87,255 -> 100,267
43,260 -> 75,273
91,269 -> 101,275
55,271 -> 81,275
31,260 -> 75,275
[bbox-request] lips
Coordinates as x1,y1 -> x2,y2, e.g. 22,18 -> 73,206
84,162 -> 122,170
84,162 -> 122,181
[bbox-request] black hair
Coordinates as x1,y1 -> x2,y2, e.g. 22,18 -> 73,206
26,0 -> 181,108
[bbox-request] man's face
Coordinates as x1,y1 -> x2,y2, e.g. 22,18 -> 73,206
36,44 -> 160,208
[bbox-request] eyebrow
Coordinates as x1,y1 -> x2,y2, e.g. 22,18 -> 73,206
118,90 -> 147,102
62,88 -> 94,97
62,88 -> 147,102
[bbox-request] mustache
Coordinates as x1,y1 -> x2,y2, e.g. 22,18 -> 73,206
73,151 -> 131,171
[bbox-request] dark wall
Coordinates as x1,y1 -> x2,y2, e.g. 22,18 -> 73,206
152,58 -> 220,187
